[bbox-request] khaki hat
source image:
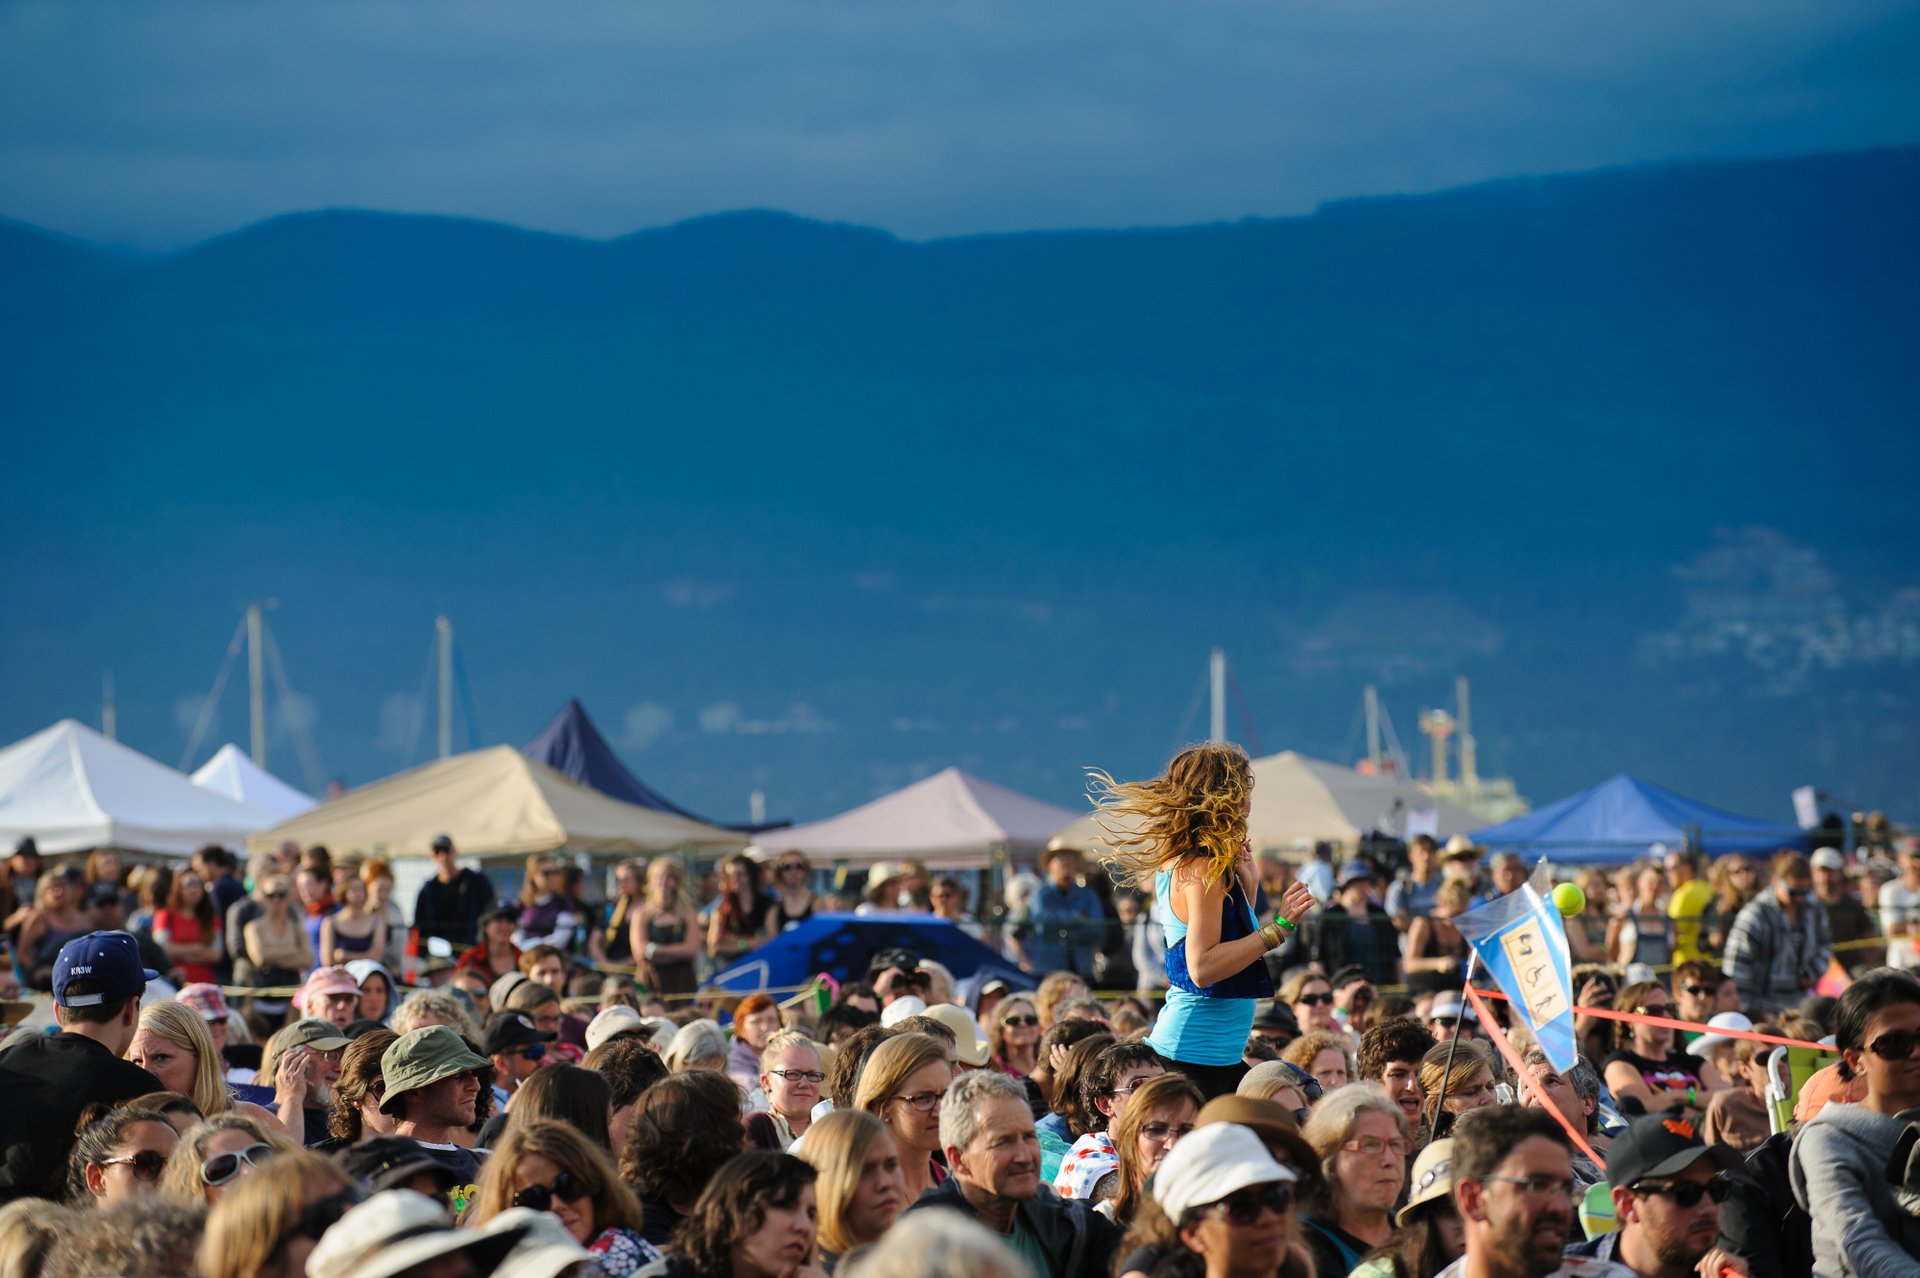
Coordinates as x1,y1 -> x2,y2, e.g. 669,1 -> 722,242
921,1002 -> 991,1067
1195,1094 -> 1318,1187
1442,835 -> 1484,859
282,1018 -> 353,1052
378,1025 -> 489,1115
1398,1138 -> 1455,1226
483,1206 -> 591,1278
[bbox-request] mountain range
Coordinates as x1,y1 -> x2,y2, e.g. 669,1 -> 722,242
3,145 -> 1917,828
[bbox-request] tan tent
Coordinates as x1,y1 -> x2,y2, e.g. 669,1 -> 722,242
1049,749 -> 1484,858
246,746 -> 746,860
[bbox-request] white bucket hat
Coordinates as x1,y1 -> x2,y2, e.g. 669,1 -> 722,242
1686,1011 -> 1755,1057
484,1206 -> 592,1278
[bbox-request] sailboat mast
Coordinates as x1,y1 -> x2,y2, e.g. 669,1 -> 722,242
247,603 -> 266,765
437,616 -> 453,759
1209,648 -> 1227,743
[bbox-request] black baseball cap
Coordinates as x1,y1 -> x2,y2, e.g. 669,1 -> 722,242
1606,1113 -> 1741,1191
337,1136 -> 458,1194
431,834 -> 455,852
84,882 -> 124,909
868,947 -> 923,979
482,1010 -> 557,1056
481,900 -> 519,925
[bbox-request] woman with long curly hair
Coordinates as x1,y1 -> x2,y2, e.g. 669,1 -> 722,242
631,858 -> 701,997
707,854 -> 771,961
1093,744 -> 1315,1097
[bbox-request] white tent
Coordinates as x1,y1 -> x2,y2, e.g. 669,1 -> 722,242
754,767 -> 1079,870
1050,749 -> 1485,857
0,719 -> 279,855
246,746 -> 747,860
191,744 -> 317,818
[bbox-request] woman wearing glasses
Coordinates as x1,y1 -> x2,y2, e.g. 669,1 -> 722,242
472,1119 -> 659,1276
1299,1089 -> 1412,1278
852,1032 -> 952,1203
766,852 -> 817,938
159,1113 -> 293,1203
198,1149 -> 360,1278
67,1105 -> 178,1206
751,1029 -> 826,1149
1790,969 -> 1920,1278
987,995 -> 1042,1077
1152,1122 -> 1303,1278
242,874 -> 315,1020
1601,980 -> 1713,1120
795,1109 -> 908,1268
1092,744 -> 1317,1101
1103,1072 -> 1204,1224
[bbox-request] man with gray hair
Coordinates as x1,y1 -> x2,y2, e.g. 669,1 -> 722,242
1507,1045 -> 1608,1190
905,1069 -> 1121,1278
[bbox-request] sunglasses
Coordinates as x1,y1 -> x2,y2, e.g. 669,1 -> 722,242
202,1142 -> 275,1187
779,862 -> 807,873
1632,1178 -> 1731,1209
512,1169 -> 584,1212
1682,985 -> 1716,998
101,1150 -> 169,1181
1297,993 -> 1334,1006
511,1043 -> 548,1062
1139,1122 -> 1194,1141
265,892 -> 288,901
1201,1182 -> 1294,1224
1866,1028 -> 1920,1061
282,1190 -> 362,1248
1002,1015 -> 1040,1027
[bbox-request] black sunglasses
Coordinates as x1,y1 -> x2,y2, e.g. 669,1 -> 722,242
101,1149 -> 169,1181
1002,1014 -> 1040,1027
1867,1028 -> 1920,1062
1632,1178 -> 1731,1209
1201,1182 -> 1295,1224
1297,993 -> 1334,1006
513,1168 -> 584,1212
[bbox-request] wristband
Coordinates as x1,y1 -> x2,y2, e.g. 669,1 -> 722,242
1686,1085 -> 1696,1107
1274,915 -> 1297,933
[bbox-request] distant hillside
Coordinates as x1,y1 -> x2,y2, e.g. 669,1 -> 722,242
3,147 -> 1916,822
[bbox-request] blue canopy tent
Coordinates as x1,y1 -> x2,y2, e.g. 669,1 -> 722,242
1469,773 -> 1810,866
710,912 -> 1028,1003
523,699 -> 710,822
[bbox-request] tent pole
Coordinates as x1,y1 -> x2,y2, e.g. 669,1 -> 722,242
247,603 -> 266,766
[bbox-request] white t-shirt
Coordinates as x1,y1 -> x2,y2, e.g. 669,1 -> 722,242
1879,879 -> 1920,970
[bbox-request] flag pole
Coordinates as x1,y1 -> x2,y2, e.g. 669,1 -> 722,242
1425,949 -> 1479,1134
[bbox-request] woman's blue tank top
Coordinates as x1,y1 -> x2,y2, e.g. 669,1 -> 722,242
1146,865 -> 1273,1067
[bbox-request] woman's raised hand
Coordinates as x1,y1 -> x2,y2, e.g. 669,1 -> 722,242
1278,882 -> 1316,925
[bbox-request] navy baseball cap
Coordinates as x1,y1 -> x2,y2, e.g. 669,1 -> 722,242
52,930 -> 160,1007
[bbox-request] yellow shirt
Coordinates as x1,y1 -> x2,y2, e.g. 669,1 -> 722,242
1669,878 -> 1716,964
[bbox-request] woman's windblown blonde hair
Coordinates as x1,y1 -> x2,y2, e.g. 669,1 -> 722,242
1089,742 -> 1253,892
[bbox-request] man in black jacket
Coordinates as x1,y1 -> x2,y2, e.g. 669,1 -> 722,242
412,835 -> 492,951
908,1069 -> 1120,1278
1307,860 -> 1400,987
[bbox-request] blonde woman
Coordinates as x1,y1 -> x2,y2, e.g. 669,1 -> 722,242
159,1113 -> 295,1204
127,1001 -> 289,1136
198,1149 -> 360,1278
629,857 -> 700,996
318,872 -> 382,966
795,1108 -> 908,1268
1093,743 -> 1316,1097
1281,1030 -> 1353,1093
852,1032 -> 952,1202
1416,1039 -> 1499,1137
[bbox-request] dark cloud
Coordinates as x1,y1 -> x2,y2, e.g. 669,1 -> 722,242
0,0 -> 1916,248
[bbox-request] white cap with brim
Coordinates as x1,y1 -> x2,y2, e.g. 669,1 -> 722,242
1429,992 -> 1478,1022
1153,1122 -> 1297,1221
482,1207 -> 591,1278
1685,1011 -> 1755,1057
585,1005 -> 646,1054
306,1190 -> 527,1278
879,995 -> 929,1027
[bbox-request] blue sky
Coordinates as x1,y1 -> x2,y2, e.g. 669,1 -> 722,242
2,0 -> 1918,249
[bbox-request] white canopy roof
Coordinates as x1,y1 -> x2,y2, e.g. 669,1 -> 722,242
1050,748 -> 1484,857
246,745 -> 746,860
191,744 -> 317,818
0,719 -> 280,855
754,767 -> 1079,869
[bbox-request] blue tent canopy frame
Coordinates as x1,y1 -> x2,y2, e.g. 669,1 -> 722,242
710,912 -> 1029,1001
1469,773 -> 1810,867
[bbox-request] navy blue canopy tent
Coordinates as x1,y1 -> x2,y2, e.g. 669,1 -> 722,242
710,912 -> 1028,1001
523,699 -> 710,822
1469,773 -> 1810,867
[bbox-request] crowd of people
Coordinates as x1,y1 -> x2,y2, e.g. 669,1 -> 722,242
0,743 -> 1915,1278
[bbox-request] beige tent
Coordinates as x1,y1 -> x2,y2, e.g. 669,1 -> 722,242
1049,749 -> 1484,858
246,746 -> 746,860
